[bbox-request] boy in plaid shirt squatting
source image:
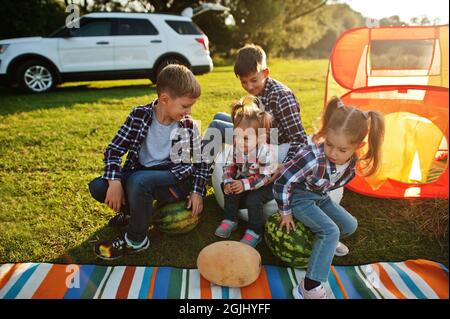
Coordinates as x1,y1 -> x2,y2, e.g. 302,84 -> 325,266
88,65 -> 208,260
214,96 -> 277,247
273,97 -> 385,299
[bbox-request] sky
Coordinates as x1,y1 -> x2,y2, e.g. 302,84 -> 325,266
339,0 -> 449,24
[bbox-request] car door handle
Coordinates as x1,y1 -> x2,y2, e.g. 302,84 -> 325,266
96,41 -> 109,45
150,40 -> 162,43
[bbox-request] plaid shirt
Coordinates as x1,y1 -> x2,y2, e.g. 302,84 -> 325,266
273,143 -> 357,215
223,144 -> 278,191
102,99 -> 208,196
258,77 -> 307,162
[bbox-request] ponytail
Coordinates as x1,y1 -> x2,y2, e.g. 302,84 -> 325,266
313,96 -> 385,177
257,111 -> 272,132
359,111 -> 385,177
231,99 -> 245,127
230,96 -> 272,132
313,96 -> 343,143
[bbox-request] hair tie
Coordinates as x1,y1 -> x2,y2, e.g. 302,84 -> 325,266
362,110 -> 369,119
337,99 -> 345,108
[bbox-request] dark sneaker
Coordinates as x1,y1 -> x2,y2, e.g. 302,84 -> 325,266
108,212 -> 130,229
94,235 -> 149,260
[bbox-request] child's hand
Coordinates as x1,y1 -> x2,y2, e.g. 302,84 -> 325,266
187,192 -> 203,217
230,180 -> 244,194
105,180 -> 126,212
279,214 -> 296,233
224,183 -> 232,195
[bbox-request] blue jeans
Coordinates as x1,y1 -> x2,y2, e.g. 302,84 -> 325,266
291,188 -> 358,283
223,183 -> 274,235
89,168 -> 191,242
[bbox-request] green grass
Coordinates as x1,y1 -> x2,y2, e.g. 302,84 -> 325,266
0,59 -> 448,268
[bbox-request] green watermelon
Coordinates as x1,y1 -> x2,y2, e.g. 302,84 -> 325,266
264,213 -> 314,268
152,201 -> 200,235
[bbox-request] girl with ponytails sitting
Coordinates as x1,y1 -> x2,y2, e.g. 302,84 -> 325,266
215,96 -> 277,247
273,97 -> 385,299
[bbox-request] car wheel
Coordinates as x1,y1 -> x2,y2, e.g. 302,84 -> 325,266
150,57 -> 188,84
16,60 -> 56,93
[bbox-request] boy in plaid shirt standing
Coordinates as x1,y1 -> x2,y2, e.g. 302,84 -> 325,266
88,65 -> 208,260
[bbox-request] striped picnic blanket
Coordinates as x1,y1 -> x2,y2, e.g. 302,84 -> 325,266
0,259 -> 448,299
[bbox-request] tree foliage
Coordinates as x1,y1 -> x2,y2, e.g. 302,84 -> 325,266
1,0 -> 427,58
193,1 -> 365,57
281,3 -> 365,57
0,0 -> 67,39
379,15 -> 407,26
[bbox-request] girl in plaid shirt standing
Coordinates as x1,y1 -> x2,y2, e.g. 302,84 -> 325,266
214,96 -> 277,247
273,97 -> 385,299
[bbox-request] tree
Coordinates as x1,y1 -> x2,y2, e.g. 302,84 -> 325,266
379,15 -> 407,26
0,0 -> 371,58
193,0 -> 331,56
278,3 -> 365,57
0,0 -> 67,40
282,0 -> 328,24
55,0 -> 337,56
410,16 -> 431,26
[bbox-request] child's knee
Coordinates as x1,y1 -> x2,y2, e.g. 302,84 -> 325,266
224,192 -> 240,201
318,223 -> 340,242
245,191 -> 263,205
209,119 -> 224,130
342,217 -> 358,237
88,177 -> 107,202
213,112 -> 230,121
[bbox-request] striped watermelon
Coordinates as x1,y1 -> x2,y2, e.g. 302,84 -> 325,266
152,201 -> 200,235
264,213 -> 314,268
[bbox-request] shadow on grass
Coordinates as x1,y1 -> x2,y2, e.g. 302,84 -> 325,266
0,82 -> 156,116
50,192 -> 285,268
338,190 -> 449,267
49,189 -> 449,268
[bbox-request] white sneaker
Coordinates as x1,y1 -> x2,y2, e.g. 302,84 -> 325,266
292,280 -> 328,299
335,241 -> 349,257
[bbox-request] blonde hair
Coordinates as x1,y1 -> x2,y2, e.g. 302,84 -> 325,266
156,64 -> 201,99
313,97 -> 385,177
230,96 -> 272,135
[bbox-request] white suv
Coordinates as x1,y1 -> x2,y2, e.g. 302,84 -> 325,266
0,12 -> 213,93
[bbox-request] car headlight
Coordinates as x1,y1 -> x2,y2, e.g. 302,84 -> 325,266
0,44 -> 10,54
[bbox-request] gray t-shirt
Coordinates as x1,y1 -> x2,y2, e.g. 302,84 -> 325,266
139,115 -> 178,167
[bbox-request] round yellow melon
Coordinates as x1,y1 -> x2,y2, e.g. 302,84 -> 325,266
197,241 -> 262,287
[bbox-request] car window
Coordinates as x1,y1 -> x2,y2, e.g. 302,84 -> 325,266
71,18 -> 112,37
165,20 -> 202,35
118,18 -> 159,35
48,25 -> 68,38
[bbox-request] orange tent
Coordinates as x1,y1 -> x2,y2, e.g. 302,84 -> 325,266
325,25 -> 449,199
